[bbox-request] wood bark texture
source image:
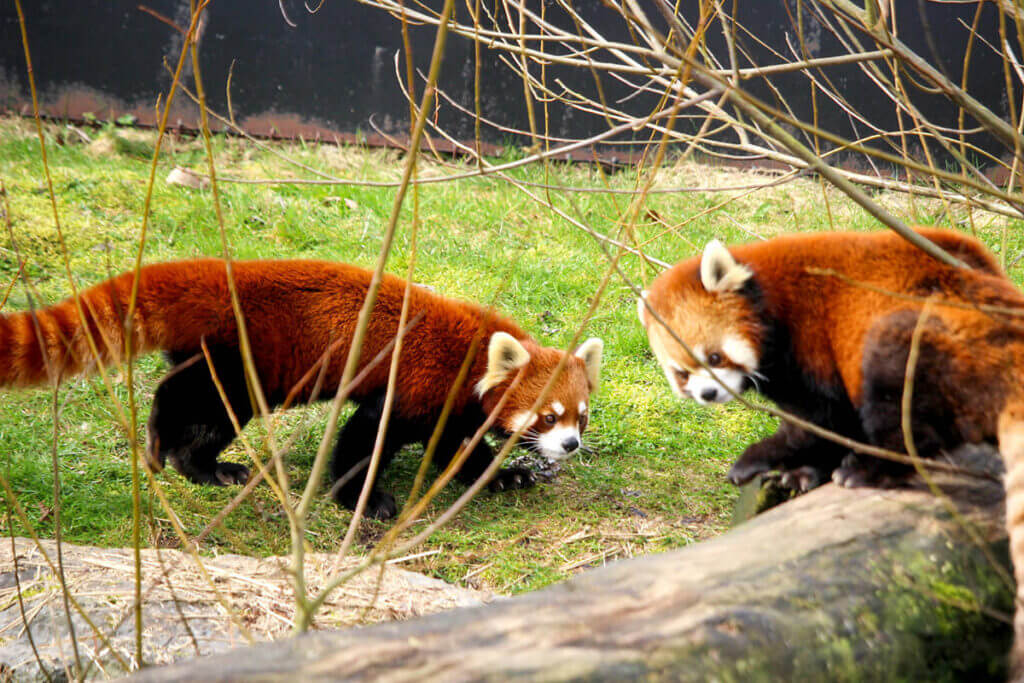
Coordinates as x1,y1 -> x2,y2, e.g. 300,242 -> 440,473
131,446 -> 1013,682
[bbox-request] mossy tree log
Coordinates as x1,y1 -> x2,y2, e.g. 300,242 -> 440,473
133,447 -> 1013,682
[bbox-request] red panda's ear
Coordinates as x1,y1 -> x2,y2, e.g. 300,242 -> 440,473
574,337 -> 603,392
636,290 -> 650,327
476,332 -> 531,396
700,239 -> 753,293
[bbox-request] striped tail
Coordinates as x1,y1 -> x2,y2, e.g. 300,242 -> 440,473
1000,398 -> 1024,680
0,271 -> 162,387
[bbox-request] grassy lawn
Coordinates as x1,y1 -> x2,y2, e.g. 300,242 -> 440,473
1,115 -> 1022,596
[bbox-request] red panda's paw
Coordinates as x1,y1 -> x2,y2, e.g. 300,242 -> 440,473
178,461 -> 250,487
831,454 -> 910,489
362,491 -> 398,520
212,462 -> 251,486
728,435 -> 799,486
778,465 -> 826,493
727,458 -> 771,487
488,466 -> 536,493
335,489 -> 398,520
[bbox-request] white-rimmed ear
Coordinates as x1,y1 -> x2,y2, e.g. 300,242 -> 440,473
574,337 -> 604,392
700,239 -> 752,293
475,332 -> 531,396
636,290 -> 650,326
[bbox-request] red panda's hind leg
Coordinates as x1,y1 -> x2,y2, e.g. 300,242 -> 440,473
850,311 -> 963,488
146,349 -> 254,486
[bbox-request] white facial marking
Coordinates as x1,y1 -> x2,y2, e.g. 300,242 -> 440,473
509,411 -> 536,432
664,370 -> 684,397
685,367 -> 746,405
658,358 -> 685,398
552,401 -> 565,417
537,425 -> 582,461
579,401 -> 587,414
692,345 -> 706,364
722,334 -> 759,372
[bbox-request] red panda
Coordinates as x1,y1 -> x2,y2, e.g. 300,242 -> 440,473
0,259 -> 602,520
637,228 -> 1024,672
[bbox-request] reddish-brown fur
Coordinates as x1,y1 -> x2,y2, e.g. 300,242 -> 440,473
1,259 -> 600,519
3,261 -> 495,400
641,228 -> 1024,673
644,228 -> 1012,409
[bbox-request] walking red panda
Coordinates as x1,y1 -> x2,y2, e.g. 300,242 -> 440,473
636,228 -> 1024,672
0,259 -> 603,520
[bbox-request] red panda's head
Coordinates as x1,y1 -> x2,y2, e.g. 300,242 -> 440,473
638,239 -> 764,405
476,332 -> 603,461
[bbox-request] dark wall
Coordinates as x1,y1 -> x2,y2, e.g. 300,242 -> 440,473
0,1 -> 1014,163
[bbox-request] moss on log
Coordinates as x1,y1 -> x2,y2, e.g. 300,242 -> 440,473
132,446 -> 1013,682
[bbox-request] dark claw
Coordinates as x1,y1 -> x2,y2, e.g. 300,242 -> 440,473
488,466 -> 536,493
178,461 -> 250,486
213,462 -> 251,486
831,454 -> 908,489
779,465 -> 825,493
832,454 -> 863,488
336,490 -> 398,520
363,491 -> 398,520
727,458 -> 771,487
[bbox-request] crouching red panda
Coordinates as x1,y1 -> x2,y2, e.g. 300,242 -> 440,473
0,259 -> 602,520
636,228 -> 1024,672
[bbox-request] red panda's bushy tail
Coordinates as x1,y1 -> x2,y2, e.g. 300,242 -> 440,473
0,260 -> 232,388
999,398 -> 1024,680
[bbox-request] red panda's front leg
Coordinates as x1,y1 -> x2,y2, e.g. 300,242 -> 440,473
330,399 -> 415,520
728,420 -> 846,492
435,426 -> 536,493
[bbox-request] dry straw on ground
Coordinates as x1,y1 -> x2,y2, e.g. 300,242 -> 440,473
0,538 -> 490,680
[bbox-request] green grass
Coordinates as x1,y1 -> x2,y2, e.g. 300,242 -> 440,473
1,117 -> 1022,595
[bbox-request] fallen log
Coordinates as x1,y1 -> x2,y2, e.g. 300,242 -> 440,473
133,445 -> 1013,681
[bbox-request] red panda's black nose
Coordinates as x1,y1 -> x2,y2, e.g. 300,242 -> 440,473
700,387 -> 718,402
562,436 -> 580,453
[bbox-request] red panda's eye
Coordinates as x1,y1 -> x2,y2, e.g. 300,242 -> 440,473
544,414 -> 557,425
675,368 -> 690,381
708,352 -> 722,367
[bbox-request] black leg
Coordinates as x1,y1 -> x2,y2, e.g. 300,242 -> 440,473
146,348 -> 254,486
433,426 -> 536,493
846,314 -> 959,488
330,398 -> 415,520
728,420 -> 846,491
